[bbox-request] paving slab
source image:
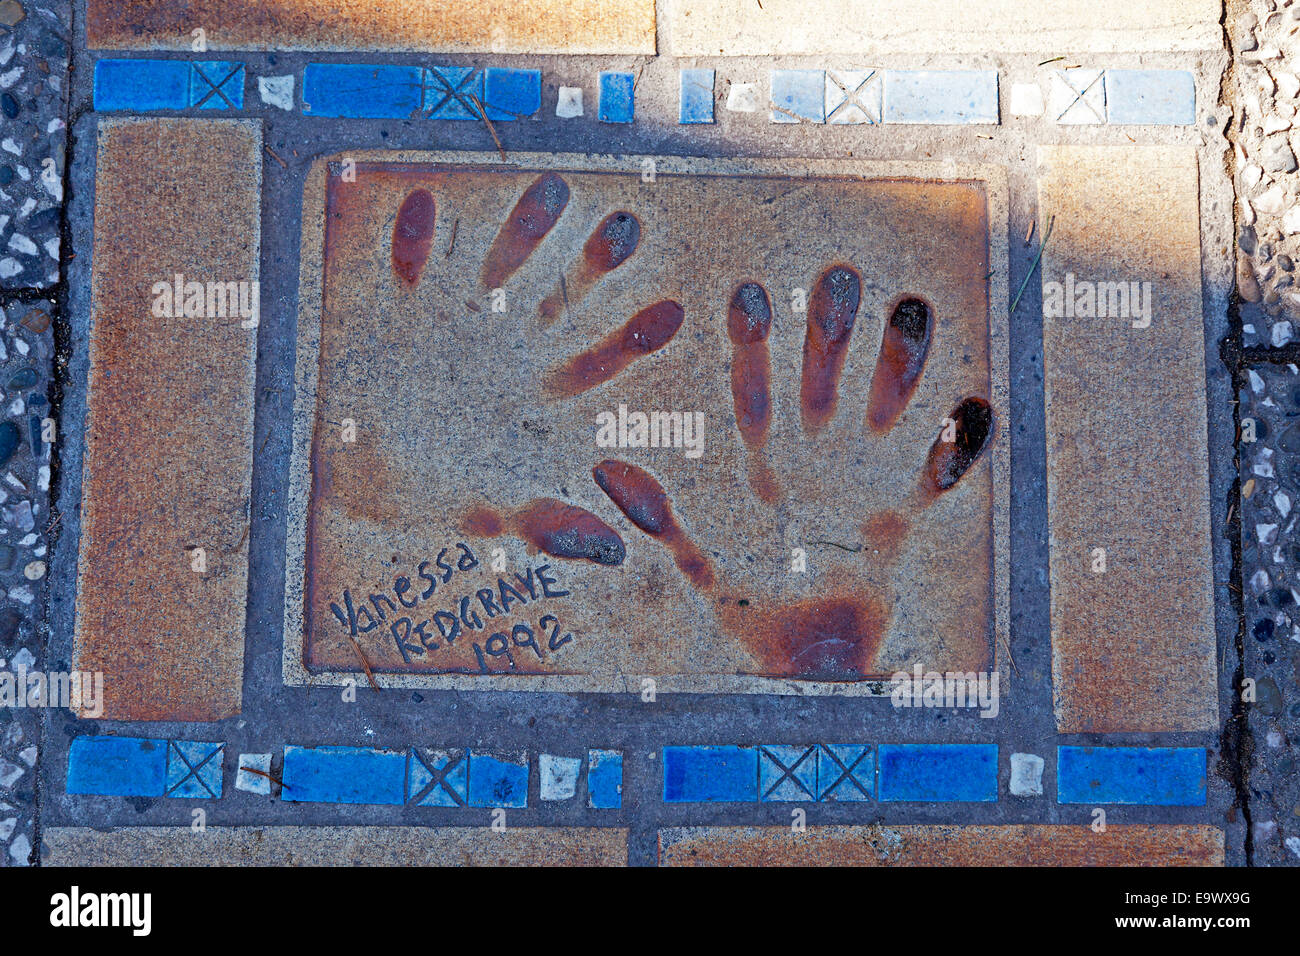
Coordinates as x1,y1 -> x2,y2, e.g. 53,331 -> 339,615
72,118 -> 261,721
657,824 -> 1225,866
285,152 -> 1010,695
86,0 -> 656,55
668,0 -> 1223,56
1037,145 -> 1217,733
42,825 -> 628,866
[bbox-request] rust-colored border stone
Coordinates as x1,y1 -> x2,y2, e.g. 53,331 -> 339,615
87,0 -> 656,55
657,824 -> 1225,866
1039,146 -> 1217,733
73,118 -> 262,721
43,826 -> 628,866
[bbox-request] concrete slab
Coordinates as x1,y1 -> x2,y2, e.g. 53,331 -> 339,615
285,152 -> 1010,695
86,0 -> 656,55
72,118 -> 261,721
1038,146 -> 1217,733
668,0 -> 1223,56
42,826 -> 628,866
657,824 -> 1225,866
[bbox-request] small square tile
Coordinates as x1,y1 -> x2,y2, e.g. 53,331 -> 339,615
556,86 -> 584,118
587,750 -> 623,808
679,68 -> 715,124
758,745 -> 817,801
483,67 -> 541,121
425,66 -> 483,120
189,62 -> 245,110
235,753 -> 272,795
825,69 -> 881,125
726,82 -> 761,112
598,71 -> 635,123
165,740 -> 224,799
1104,69 -> 1195,125
467,750 -> 528,808
1049,69 -> 1105,124
1008,82 -> 1044,117
539,753 -> 581,800
770,69 -> 825,123
816,744 -> 874,801
1009,752 -> 1044,797
407,748 -> 467,807
258,74 -> 295,111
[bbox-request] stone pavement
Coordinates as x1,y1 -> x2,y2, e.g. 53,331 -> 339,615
0,0 -> 1281,867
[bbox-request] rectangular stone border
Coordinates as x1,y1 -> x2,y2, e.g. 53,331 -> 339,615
283,151 -> 1010,697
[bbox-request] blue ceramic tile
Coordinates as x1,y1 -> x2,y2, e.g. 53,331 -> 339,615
165,740 -> 224,799
1104,70 -> 1196,125
302,63 -> 424,118
770,69 -> 825,123
406,748 -> 468,807
587,750 -> 623,808
679,68 -> 715,124
878,744 -> 998,802
1058,747 -> 1207,806
598,71 -> 635,124
189,62 -> 245,109
817,744 -> 874,801
425,66 -> 484,120
281,746 -> 406,805
882,70 -> 999,124
467,751 -> 529,808
483,68 -> 541,121
94,59 -> 190,111
663,746 -> 757,802
758,745 -> 817,801
67,736 -> 167,797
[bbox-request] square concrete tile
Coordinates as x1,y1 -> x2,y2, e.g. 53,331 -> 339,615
285,152 -> 1009,695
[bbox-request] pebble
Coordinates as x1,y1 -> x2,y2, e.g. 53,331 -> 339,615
1255,183 -> 1287,214
21,560 -> 42,580
0,2 -> 23,29
7,833 -> 28,866
1265,141 -> 1298,174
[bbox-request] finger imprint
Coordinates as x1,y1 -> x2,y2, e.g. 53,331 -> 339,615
543,299 -> 684,399
391,188 -> 436,287
592,459 -> 715,589
539,210 -> 642,323
800,264 -> 862,431
463,501 -> 627,566
922,397 -> 994,499
480,172 -> 571,289
866,296 -> 933,433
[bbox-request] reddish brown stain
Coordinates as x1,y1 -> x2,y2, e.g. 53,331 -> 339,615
923,397 -> 994,499
462,506 -> 504,538
866,297 -> 933,433
593,459 -> 714,588
800,264 -> 862,430
747,457 -> 781,504
583,210 -> 641,272
464,500 -> 626,566
391,188 -> 436,287
863,510 -> 910,558
544,300 -> 684,399
539,211 -> 642,322
480,172 -> 571,289
727,282 -> 773,448
719,592 -> 888,680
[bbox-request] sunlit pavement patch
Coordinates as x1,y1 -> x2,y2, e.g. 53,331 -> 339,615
285,152 -> 1010,695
